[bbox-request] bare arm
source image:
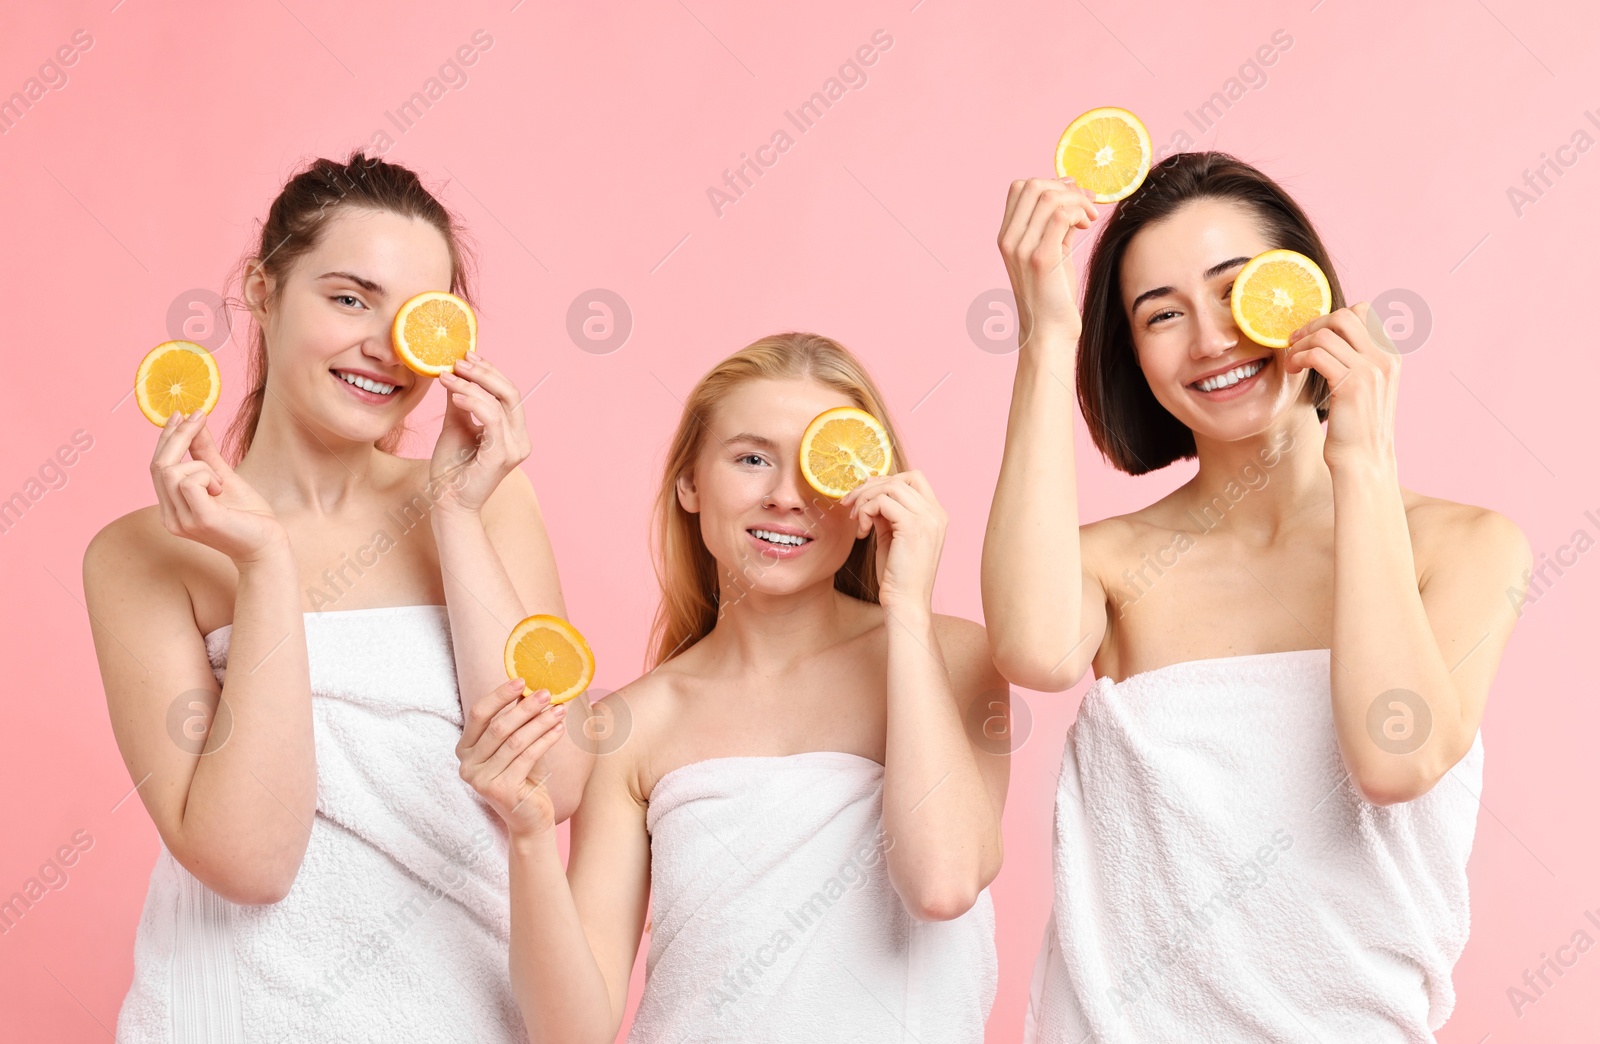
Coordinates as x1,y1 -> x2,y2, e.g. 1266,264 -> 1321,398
85,414 -> 314,904
880,612 -> 1011,921
430,355 -> 593,822
844,471 -> 1011,920
980,177 -> 1108,691
458,687 -> 650,1044
1287,306 -> 1532,804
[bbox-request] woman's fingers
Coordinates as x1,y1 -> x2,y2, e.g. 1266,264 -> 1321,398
454,356 -> 525,418
459,678 -> 526,752
477,692 -> 558,779
151,409 -> 206,470
159,461 -> 220,533
497,708 -> 570,807
187,422 -> 235,478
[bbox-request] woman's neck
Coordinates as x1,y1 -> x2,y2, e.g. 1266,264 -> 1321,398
705,576 -> 862,675
1183,406 -> 1333,541
234,397 -> 384,515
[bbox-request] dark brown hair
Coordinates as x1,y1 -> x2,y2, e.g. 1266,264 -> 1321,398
647,332 -> 906,668
223,150 -> 476,462
1077,151 -> 1339,475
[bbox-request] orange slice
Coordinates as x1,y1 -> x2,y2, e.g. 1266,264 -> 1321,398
1054,107 -> 1151,203
800,406 -> 894,499
392,291 -> 476,376
504,615 -> 595,706
134,341 -> 221,426
1230,249 -> 1333,348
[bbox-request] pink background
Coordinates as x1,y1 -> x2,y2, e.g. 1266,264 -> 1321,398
2,0 -> 1595,1039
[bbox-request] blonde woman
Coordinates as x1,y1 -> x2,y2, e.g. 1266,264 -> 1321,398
457,332 -> 1006,1043
86,152 -> 589,1042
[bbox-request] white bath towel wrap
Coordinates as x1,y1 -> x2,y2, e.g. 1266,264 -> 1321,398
116,605 -> 524,1044
1025,648 -> 1484,1044
629,751 -> 997,1044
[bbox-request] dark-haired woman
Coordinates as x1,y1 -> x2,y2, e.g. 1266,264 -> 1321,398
982,155 -> 1530,1042
86,153 -> 590,1042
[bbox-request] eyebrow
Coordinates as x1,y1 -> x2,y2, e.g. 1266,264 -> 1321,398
725,432 -> 778,450
1129,255 -> 1253,314
317,271 -> 385,295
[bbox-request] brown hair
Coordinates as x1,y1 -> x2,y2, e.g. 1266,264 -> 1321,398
222,150 -> 476,462
647,332 -> 906,668
1077,151 -> 1339,475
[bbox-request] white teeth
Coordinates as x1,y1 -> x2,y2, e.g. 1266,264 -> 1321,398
337,371 -> 397,395
1195,358 -> 1266,392
751,528 -> 810,546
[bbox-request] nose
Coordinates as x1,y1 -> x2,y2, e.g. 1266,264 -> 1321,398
763,461 -> 812,513
1192,295 -> 1241,360
361,311 -> 402,367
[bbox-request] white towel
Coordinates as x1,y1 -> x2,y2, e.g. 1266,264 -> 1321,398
629,751 -> 997,1044
116,605 -> 524,1044
1025,648 -> 1484,1044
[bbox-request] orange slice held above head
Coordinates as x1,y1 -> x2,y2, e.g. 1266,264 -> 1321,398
1230,249 -> 1333,349
504,615 -> 596,706
1054,106 -> 1152,203
134,340 -> 221,427
392,290 -> 477,376
799,406 -> 894,499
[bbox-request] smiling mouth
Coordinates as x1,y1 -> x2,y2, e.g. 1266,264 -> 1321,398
1190,357 -> 1268,393
333,369 -> 401,397
749,528 -> 813,549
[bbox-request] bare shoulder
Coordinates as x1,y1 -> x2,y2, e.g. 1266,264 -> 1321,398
1078,511 -> 1147,580
592,662 -> 687,803
84,504 -> 225,594
1404,489 -> 1532,585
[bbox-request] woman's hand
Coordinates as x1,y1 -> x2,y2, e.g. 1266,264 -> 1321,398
457,678 -> 569,840
1285,302 -> 1399,472
150,410 -> 286,563
431,355 -> 532,515
841,470 -> 947,615
997,177 -> 1100,349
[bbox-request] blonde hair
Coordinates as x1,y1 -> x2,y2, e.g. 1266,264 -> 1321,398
647,331 -> 907,668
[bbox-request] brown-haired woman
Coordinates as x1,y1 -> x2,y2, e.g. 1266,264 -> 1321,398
456,333 -> 1006,1042
982,153 -> 1531,1041
85,152 -> 589,1042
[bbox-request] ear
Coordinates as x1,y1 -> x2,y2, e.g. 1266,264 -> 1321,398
675,469 -> 700,513
242,260 -> 275,324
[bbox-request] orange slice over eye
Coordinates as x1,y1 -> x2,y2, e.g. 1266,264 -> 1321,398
799,406 -> 894,499
392,291 -> 477,376
1230,249 -> 1333,348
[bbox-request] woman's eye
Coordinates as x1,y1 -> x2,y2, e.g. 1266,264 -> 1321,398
1147,309 -> 1178,326
737,453 -> 768,467
333,294 -> 364,309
